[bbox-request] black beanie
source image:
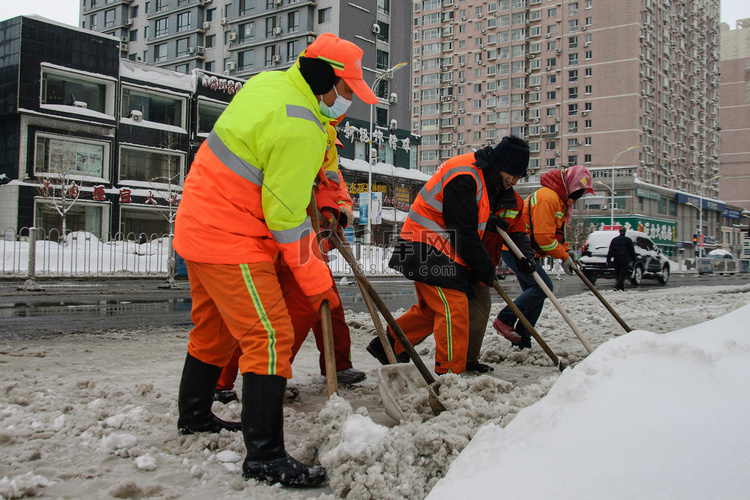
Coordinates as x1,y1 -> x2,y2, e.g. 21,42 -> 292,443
492,137 -> 530,177
298,57 -> 336,95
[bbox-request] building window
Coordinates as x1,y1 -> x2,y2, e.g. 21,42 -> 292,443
585,68 -> 592,77
154,43 -> 168,63
585,50 -> 592,60
175,64 -> 189,74
288,11 -> 300,33
204,61 -> 214,72
239,0 -> 255,16
176,38 -> 189,57
34,133 -> 108,180
568,121 -> 578,132
568,103 -> 578,115
287,40 -> 299,62
585,137 -> 592,145
569,69 -> 578,82
568,155 -> 578,167
265,17 -> 276,37
546,91 -> 556,100
378,0 -> 390,15
584,119 -> 592,128
205,35 -> 215,48
155,17 -> 168,37
89,14 -> 97,30
121,86 -> 186,128
546,158 -> 557,167
119,145 -> 184,184
377,50 -> 389,70
104,9 -> 116,27
155,0 -> 168,12
568,87 -> 578,99
584,154 -> 592,163
265,45 -> 277,66
40,66 -> 114,116
377,21 -> 390,42
569,53 -> 578,65
177,12 -> 191,33
239,49 -> 255,71
240,22 -> 255,43
585,85 -> 592,94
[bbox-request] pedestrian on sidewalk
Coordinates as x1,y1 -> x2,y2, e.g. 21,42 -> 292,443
607,226 -> 636,291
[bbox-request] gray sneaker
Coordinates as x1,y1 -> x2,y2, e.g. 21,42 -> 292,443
335,368 -> 366,385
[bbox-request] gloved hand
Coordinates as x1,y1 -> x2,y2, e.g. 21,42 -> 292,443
307,286 -> 341,312
561,256 -> 575,275
487,214 -> 510,233
566,249 -> 579,263
515,256 -> 537,276
481,272 -> 499,286
338,205 -> 354,229
319,208 -> 338,237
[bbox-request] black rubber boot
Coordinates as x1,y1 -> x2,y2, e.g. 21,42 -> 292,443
177,353 -> 242,434
366,335 -> 410,365
241,373 -> 327,488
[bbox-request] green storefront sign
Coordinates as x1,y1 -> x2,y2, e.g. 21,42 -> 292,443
576,215 -> 676,248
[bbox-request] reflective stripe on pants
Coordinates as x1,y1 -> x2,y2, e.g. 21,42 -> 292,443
186,260 -> 295,379
391,281 -> 470,374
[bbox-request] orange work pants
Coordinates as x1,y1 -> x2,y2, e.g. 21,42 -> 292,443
216,262 -> 352,388
186,260 -> 295,379
391,281 -> 470,374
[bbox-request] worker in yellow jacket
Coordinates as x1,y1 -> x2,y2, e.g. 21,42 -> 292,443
173,33 -> 376,488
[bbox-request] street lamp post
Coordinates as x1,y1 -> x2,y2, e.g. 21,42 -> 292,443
366,61 -> 407,245
609,145 -> 639,228
694,174 -> 722,258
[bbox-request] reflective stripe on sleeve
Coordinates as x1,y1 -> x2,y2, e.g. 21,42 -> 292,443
539,240 -> 559,252
207,130 -> 264,187
270,217 -> 315,244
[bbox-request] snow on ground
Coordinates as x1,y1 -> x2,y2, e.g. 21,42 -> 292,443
1,283 -> 749,499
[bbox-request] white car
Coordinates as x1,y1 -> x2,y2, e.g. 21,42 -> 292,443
579,230 -> 671,286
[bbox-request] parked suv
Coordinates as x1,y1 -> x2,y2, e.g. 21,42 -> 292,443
579,230 -> 671,285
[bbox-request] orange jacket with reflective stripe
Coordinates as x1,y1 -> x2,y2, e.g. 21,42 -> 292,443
173,63 -> 333,297
523,187 -> 570,260
400,152 -> 491,268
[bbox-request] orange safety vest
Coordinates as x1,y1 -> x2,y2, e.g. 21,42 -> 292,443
400,153 -> 490,268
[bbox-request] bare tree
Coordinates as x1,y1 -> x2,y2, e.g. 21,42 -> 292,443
149,132 -> 183,289
36,140 -> 83,238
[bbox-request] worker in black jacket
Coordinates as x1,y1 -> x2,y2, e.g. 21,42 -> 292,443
607,227 -> 637,291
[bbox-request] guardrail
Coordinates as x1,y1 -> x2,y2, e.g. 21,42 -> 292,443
697,258 -> 750,275
2,227 -> 399,279
1,227 -> 173,278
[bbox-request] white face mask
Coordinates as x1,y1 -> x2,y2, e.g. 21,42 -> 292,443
319,85 -> 352,119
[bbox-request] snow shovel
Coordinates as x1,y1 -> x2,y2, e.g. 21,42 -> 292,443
491,280 -> 565,372
326,228 -> 447,418
308,194 -> 338,397
571,263 -> 632,333
497,229 -> 594,354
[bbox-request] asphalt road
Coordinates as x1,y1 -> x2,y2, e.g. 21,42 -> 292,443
0,272 -> 748,338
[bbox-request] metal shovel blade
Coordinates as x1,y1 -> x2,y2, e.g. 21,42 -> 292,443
376,364 -> 445,422
376,364 -> 424,422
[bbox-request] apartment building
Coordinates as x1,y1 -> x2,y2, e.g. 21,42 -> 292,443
719,19 -> 750,212
718,18 -> 750,257
412,0 -> 726,255
79,0 -> 418,169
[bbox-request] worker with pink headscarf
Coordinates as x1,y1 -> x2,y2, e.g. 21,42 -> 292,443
492,164 -> 595,348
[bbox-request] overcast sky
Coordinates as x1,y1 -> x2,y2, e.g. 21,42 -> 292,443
1,0 -> 748,33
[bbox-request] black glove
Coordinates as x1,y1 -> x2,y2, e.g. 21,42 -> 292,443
487,214 -> 510,233
515,256 -> 537,276
482,272 -> 498,286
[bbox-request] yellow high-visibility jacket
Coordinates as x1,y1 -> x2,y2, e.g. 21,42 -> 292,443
174,60 -> 333,297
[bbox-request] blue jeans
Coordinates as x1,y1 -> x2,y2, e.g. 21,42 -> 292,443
496,250 -> 553,339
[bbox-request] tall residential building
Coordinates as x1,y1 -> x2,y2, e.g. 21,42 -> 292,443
79,0 -> 417,168
412,0 -> 721,200
719,19 -> 750,213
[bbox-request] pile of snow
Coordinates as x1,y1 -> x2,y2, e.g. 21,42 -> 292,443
0,283 -> 749,499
